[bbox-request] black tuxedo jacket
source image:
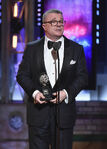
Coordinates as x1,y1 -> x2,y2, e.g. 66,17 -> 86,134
17,36 -> 88,128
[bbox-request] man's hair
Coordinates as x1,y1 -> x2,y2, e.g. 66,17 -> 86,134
42,9 -> 63,23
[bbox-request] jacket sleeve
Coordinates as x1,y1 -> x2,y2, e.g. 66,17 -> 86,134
16,45 -> 36,97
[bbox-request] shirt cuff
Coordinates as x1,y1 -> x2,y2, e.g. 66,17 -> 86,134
32,90 -> 40,99
63,89 -> 68,104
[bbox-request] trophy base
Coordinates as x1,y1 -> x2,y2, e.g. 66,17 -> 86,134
40,95 -> 57,101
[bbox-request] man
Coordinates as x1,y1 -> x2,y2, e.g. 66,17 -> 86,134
17,9 -> 88,149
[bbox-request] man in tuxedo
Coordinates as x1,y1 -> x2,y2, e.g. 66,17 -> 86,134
17,9 -> 88,149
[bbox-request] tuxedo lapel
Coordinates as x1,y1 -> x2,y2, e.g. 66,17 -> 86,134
53,36 -> 74,90
36,37 -> 46,74
35,37 -> 52,89
61,37 -> 72,73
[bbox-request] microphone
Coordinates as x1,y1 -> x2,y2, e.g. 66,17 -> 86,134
53,41 -> 62,51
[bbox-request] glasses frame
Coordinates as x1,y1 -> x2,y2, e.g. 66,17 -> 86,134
43,20 -> 66,26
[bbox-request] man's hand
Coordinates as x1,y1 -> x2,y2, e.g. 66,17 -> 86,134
50,90 -> 67,104
34,92 -> 47,104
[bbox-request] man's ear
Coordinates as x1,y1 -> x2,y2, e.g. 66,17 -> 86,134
42,24 -> 47,31
42,24 -> 45,30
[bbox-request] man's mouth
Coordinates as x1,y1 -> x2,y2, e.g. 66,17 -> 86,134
55,29 -> 62,32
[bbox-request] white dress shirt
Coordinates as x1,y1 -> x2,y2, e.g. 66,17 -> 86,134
44,36 -> 64,87
32,36 -> 68,103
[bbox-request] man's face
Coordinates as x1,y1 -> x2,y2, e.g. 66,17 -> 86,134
42,13 -> 64,41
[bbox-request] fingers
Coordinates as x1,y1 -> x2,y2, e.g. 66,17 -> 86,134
34,92 -> 47,104
50,98 -> 57,104
50,90 -> 66,104
34,90 -> 66,104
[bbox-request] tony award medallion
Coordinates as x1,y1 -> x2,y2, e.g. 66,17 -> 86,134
40,73 -> 53,101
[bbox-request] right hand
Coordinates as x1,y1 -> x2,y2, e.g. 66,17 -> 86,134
34,92 -> 47,104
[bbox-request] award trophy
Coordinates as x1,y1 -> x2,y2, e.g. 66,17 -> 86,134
40,73 -> 56,101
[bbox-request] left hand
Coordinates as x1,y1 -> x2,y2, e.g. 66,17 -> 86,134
50,90 -> 67,104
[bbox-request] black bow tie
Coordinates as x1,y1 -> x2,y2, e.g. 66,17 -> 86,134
48,41 -> 62,51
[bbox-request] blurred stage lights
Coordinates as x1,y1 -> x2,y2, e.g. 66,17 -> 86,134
37,8 -> 41,12
12,35 -> 18,49
13,3 -> 18,17
37,18 -> 41,21
96,0 -> 100,45
12,1 -> 24,49
96,24 -> 99,30
37,4 -> 41,7
37,0 -> 42,26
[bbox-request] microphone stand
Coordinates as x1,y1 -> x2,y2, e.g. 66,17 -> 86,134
52,41 -> 61,149
56,50 -> 60,149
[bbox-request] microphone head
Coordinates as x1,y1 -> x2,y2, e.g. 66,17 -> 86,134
53,41 -> 62,51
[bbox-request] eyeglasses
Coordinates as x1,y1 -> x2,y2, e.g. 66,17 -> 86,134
43,20 -> 66,26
